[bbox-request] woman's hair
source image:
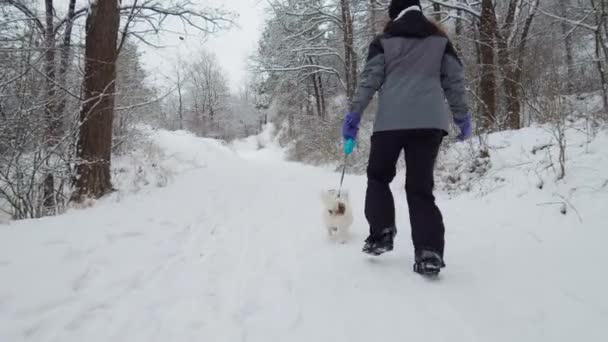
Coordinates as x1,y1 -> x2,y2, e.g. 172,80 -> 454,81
429,19 -> 448,37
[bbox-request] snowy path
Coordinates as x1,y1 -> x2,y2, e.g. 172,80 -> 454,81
1,130 -> 607,341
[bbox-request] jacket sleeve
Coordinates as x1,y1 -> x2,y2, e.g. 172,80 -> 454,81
349,36 -> 386,115
440,47 -> 469,120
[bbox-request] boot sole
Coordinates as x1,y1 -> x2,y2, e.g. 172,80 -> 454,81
362,245 -> 393,256
413,263 -> 442,276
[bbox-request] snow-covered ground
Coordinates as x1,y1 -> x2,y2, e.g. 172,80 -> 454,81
1,125 -> 607,342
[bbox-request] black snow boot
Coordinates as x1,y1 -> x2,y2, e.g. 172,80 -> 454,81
362,227 -> 396,256
413,250 -> 445,276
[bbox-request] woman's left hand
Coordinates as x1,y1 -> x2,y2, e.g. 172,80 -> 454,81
342,112 -> 361,141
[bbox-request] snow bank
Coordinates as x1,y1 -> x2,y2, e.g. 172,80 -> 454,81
436,123 -> 608,200
152,129 -> 237,166
112,127 -> 239,194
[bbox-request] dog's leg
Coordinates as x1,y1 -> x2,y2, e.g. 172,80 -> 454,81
334,226 -> 344,244
327,226 -> 337,237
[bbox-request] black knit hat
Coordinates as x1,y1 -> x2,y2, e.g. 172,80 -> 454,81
389,0 -> 422,20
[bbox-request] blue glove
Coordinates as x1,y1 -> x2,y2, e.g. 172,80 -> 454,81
342,112 -> 360,155
342,112 -> 361,141
454,113 -> 472,141
344,139 -> 356,155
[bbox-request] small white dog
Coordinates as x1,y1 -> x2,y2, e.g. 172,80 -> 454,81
320,189 -> 353,243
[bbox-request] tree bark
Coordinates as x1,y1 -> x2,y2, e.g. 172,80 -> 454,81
433,3 -> 442,22
501,0 -> 538,130
310,61 -> 322,118
308,56 -> 326,119
592,0 -> 608,117
319,73 -> 326,119
594,30 -> 608,116
340,0 -> 357,102
177,77 -> 184,130
559,0 -> 575,93
55,0 -> 77,121
497,0 -> 520,129
44,0 -> 57,139
455,2 -> 463,51
369,0 -> 379,36
73,0 -> 120,201
512,1 -> 539,129
43,0 -> 57,213
479,0 -> 498,131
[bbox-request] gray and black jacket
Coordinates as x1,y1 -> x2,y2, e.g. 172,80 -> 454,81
350,10 -> 468,134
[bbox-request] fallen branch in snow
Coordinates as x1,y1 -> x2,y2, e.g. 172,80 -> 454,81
555,193 -> 584,223
536,202 -> 568,216
531,144 -> 553,155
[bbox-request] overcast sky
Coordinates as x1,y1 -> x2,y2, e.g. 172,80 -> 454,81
32,0 -> 267,92
138,0 -> 268,92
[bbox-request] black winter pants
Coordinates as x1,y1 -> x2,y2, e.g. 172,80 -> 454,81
365,129 -> 446,257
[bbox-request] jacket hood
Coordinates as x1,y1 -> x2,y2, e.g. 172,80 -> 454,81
384,11 -> 442,39
384,11 -> 462,65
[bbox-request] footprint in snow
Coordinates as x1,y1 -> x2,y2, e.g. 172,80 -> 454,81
72,267 -> 99,292
106,231 -> 144,243
64,247 -> 96,261
44,239 -> 68,246
16,297 -> 75,318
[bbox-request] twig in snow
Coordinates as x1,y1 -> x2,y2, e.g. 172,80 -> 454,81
555,193 -> 583,223
532,143 -> 553,155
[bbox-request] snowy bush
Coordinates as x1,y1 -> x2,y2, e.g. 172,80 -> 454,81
436,140 -> 492,194
112,131 -> 174,194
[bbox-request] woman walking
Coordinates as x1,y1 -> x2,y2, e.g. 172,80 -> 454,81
342,0 -> 472,275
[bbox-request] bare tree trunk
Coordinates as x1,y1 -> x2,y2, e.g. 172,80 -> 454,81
496,0 -> 518,130
340,0 -> 357,102
73,0 -> 120,201
479,0 -> 498,131
455,2 -> 463,51
43,0 -> 57,213
497,1 -> 538,130
308,56 -> 326,119
511,0 -> 539,129
312,77 -> 322,118
319,74 -> 326,119
590,0 -> 608,116
177,83 -> 184,130
306,82 -> 314,116
594,30 -> 608,115
44,0 -> 57,138
433,3 -> 442,22
55,0 -> 77,120
596,0 -> 608,118
176,67 -> 184,130
559,0 -> 575,93
369,0 -> 379,36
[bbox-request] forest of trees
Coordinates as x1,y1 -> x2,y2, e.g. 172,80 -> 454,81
252,0 -> 608,165
163,52 -> 265,140
0,0 -> 235,219
1,0 -> 608,220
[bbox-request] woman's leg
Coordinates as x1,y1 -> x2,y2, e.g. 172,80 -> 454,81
365,131 -> 404,238
403,130 -> 445,258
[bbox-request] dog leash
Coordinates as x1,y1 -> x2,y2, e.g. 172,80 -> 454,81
337,154 -> 347,198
